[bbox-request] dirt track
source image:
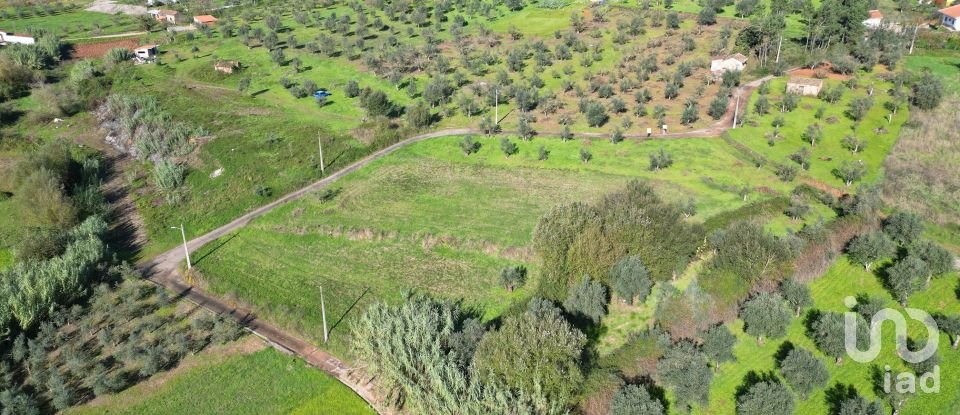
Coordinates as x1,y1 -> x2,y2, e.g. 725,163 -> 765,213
85,0 -> 147,16
136,73 -> 777,413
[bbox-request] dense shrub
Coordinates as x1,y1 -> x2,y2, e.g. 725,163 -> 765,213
532,181 -> 703,298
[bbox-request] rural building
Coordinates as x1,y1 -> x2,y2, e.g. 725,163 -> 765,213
155,10 -> 179,24
193,15 -> 218,27
710,53 -> 748,77
133,45 -> 158,62
786,77 -> 823,96
940,5 -> 960,31
214,60 -> 240,74
0,31 -> 35,45
863,10 -> 883,29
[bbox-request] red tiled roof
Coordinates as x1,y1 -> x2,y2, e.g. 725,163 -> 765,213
193,15 -> 217,23
942,4 -> 960,18
868,10 -> 883,19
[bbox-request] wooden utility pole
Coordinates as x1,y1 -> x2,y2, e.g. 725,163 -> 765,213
317,132 -> 325,175
320,285 -> 329,343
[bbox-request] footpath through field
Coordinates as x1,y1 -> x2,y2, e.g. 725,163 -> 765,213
138,74 -> 775,413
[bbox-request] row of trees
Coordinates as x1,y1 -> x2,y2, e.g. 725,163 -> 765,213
847,211 -> 954,305
0,277 -> 243,413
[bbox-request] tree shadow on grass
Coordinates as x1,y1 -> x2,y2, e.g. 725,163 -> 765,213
824,382 -> 861,414
192,232 -> 239,266
329,286 -> 370,335
734,370 -> 780,401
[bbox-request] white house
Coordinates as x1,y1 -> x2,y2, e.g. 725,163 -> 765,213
710,53 -> 748,77
940,5 -> 960,31
154,9 -> 179,24
863,10 -> 883,29
0,31 -> 35,45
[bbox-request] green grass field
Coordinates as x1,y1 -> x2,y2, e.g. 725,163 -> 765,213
190,132 -> 813,358
65,345 -> 374,415
905,53 -> 960,94
0,8 -> 140,37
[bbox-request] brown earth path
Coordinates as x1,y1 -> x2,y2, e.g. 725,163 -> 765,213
135,73 -> 777,413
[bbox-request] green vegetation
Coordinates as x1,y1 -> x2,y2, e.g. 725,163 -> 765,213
0,7 -> 139,38
3,0 -> 957,414
66,346 -> 373,415
729,76 -> 909,189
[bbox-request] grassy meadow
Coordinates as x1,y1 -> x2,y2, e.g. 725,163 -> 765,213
190,123 -> 837,359
0,7 -> 140,37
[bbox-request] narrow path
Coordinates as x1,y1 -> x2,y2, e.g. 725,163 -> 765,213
137,74 -> 776,413
64,31 -> 147,42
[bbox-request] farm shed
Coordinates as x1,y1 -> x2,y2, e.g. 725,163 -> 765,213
214,60 -> 240,74
786,77 -> 823,96
134,45 -> 158,61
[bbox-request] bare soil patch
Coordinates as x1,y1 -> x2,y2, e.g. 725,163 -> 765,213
70,38 -> 141,59
788,64 -> 853,81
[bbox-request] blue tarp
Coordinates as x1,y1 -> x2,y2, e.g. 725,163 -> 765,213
313,90 -> 332,98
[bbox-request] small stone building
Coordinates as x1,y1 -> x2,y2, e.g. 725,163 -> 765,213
214,60 -> 240,74
786,77 -> 823,96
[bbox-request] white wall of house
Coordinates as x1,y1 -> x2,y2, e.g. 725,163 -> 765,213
0,32 -> 35,45
943,15 -> 960,31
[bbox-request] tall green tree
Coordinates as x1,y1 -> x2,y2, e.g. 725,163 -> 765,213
702,325 -> 737,367
609,384 -> 665,415
779,347 -> 829,398
846,232 -> 895,271
564,276 -> 608,324
736,380 -> 794,415
884,212 -> 924,246
609,256 -> 653,305
887,256 -> 928,305
810,312 -> 867,364
740,293 -> 792,344
657,341 -> 713,412
908,240 -> 954,286
780,278 -> 812,317
473,298 -> 586,413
